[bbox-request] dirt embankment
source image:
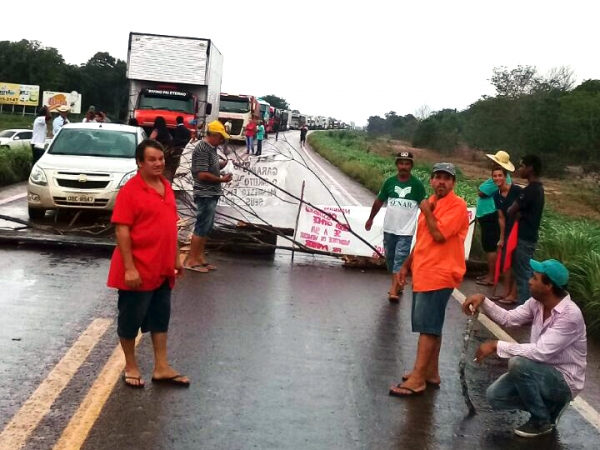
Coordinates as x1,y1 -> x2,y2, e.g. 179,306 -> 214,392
371,139 -> 600,222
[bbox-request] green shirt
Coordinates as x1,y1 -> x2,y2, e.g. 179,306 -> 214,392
476,175 -> 512,218
256,125 -> 265,140
377,174 -> 427,235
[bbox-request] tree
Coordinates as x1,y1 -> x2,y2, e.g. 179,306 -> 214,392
260,95 -> 290,110
490,65 -> 541,98
414,104 -> 432,120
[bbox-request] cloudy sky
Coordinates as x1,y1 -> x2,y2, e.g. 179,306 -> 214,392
2,0 -> 599,124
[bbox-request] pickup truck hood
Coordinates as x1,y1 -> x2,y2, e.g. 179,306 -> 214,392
37,153 -> 137,174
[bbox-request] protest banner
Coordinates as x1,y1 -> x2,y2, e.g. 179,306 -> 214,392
296,205 -> 476,259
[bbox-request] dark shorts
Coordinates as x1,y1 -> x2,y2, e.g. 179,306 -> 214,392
117,280 -> 171,339
194,195 -> 219,237
478,212 -> 500,253
411,288 -> 454,336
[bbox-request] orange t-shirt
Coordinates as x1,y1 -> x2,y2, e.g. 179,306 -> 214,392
412,191 -> 469,292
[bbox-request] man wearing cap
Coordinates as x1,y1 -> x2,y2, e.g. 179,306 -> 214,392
475,151 -> 514,287
184,121 -> 232,273
463,259 -> 586,438
365,151 -> 426,301
390,163 -> 469,397
52,105 -> 70,136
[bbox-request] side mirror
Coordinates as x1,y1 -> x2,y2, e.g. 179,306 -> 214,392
206,103 -> 212,115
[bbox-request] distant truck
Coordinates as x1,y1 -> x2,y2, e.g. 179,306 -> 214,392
280,110 -> 292,131
290,111 -> 301,129
257,99 -> 271,124
126,32 -> 223,135
218,93 -> 260,141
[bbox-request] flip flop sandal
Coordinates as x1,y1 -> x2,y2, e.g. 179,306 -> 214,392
151,374 -> 190,387
202,263 -> 217,271
388,294 -> 400,302
497,298 -> 518,305
475,280 -> 494,286
401,375 -> 441,388
123,375 -> 145,389
389,384 -> 426,397
489,295 -> 505,301
184,265 -> 210,273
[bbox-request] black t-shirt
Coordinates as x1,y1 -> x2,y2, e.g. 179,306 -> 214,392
515,181 -> 544,243
494,184 -> 522,238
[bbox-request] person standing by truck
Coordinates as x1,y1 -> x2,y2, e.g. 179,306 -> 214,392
256,121 -> 265,156
31,106 -> 51,166
244,119 -> 257,155
300,123 -> 308,147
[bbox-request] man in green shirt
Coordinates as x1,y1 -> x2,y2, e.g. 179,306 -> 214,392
366,151 -> 427,302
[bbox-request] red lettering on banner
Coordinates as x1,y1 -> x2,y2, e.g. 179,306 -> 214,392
333,248 -> 342,253
335,222 -> 350,232
305,240 -> 330,251
334,229 -> 342,238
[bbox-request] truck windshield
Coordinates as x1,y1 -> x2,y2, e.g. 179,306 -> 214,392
48,129 -> 137,158
220,99 -> 250,113
138,95 -> 195,114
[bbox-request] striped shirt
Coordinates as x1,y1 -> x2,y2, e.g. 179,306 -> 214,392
191,140 -> 221,197
482,295 -> 587,397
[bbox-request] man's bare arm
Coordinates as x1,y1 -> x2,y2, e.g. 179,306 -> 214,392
365,199 -> 384,230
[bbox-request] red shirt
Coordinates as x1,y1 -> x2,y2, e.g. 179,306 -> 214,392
245,122 -> 257,137
107,173 -> 178,291
412,191 -> 469,292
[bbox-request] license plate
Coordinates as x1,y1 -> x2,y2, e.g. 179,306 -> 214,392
66,194 -> 95,204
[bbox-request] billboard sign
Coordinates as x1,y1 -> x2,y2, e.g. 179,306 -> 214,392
0,82 -> 40,106
43,91 -> 82,114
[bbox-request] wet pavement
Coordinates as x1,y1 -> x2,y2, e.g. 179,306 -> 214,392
0,132 -> 599,449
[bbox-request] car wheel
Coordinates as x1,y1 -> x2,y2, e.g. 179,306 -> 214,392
28,207 -> 46,220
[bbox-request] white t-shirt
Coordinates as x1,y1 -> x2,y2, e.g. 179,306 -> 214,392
31,116 -> 47,147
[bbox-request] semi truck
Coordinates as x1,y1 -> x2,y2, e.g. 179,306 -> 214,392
257,99 -> 270,124
126,32 -> 223,135
218,93 -> 260,141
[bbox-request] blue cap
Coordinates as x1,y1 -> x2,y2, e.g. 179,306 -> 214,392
530,259 -> 569,288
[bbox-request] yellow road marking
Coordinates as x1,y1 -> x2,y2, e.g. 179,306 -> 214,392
0,319 -> 112,450
53,334 -> 142,450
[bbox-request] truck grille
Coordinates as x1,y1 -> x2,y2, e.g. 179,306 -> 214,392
230,119 -> 244,136
56,179 -> 110,189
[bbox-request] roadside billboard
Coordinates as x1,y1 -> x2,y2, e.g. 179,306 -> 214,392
0,82 -> 40,106
43,91 -> 82,114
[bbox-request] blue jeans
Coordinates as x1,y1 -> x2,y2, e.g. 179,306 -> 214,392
486,357 -> 572,424
513,239 -> 537,304
383,233 -> 412,273
246,136 -> 254,153
194,196 -> 219,237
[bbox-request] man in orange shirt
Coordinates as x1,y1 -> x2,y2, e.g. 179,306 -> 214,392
390,162 -> 469,396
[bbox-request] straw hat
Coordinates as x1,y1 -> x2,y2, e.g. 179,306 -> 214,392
486,150 -> 515,172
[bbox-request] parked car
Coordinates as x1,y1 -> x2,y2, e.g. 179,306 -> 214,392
27,122 -> 146,220
0,129 -> 33,150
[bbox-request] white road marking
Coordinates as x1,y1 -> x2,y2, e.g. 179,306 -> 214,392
0,319 -> 112,450
305,135 -> 600,433
0,192 -> 27,206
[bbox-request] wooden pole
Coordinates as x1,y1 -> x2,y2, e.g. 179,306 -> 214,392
291,180 -> 306,263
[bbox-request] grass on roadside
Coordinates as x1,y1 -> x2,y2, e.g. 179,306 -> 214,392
0,146 -> 32,186
0,113 -> 37,131
308,130 -> 600,337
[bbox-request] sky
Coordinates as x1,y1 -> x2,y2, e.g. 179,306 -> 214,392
2,0 -> 599,125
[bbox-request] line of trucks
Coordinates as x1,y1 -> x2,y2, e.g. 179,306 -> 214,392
125,32 -> 353,141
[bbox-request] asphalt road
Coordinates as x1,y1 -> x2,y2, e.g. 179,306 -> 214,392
0,131 -> 599,449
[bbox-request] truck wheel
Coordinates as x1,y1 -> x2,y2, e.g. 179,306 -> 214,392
28,207 -> 46,221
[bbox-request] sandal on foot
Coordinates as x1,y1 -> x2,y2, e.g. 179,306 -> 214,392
389,383 -> 425,397
401,375 -> 441,388
123,375 -> 145,389
151,374 -> 190,387
202,263 -> 217,271
388,294 -> 400,302
184,264 -> 210,273
497,298 -> 518,305
475,280 -> 494,286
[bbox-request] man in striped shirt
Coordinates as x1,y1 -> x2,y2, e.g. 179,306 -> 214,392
184,121 -> 231,273
463,259 -> 586,438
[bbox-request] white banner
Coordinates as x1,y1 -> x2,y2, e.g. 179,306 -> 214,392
43,91 -> 82,114
296,204 -> 476,259
218,157 -> 290,208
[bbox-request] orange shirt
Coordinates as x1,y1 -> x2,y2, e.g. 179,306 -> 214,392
412,191 -> 469,292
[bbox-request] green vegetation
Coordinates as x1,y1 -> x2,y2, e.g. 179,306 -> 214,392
0,40 -> 127,119
308,130 -> 600,337
0,146 -> 31,187
0,113 -> 37,130
367,66 -> 600,177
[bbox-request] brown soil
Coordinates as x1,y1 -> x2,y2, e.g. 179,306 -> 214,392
371,139 -> 600,222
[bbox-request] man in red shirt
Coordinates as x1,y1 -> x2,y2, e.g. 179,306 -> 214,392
244,119 -> 257,155
107,139 -> 189,388
390,163 -> 469,397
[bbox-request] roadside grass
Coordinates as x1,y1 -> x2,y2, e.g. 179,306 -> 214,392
308,131 -> 600,337
0,146 -> 31,186
0,113 -> 36,131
